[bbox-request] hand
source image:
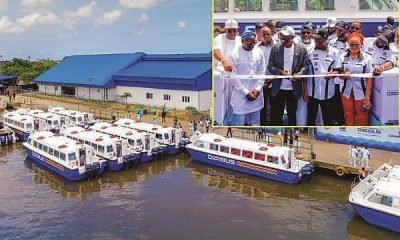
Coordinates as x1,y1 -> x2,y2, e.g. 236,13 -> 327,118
303,90 -> 309,102
291,73 -> 300,81
264,78 -> 272,87
372,66 -> 383,76
324,71 -> 334,80
251,89 -> 260,98
339,71 -> 351,80
363,98 -> 371,110
222,60 -> 232,72
281,70 -> 289,76
246,91 -> 257,101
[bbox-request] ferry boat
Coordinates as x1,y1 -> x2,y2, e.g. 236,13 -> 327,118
48,105 -> 96,127
2,111 -> 34,142
92,122 -> 157,163
21,109 -> 66,134
115,118 -> 183,155
185,131 -> 314,184
23,131 -> 106,181
214,0 -> 398,37
349,163 -> 400,233
0,122 -> 15,145
61,126 -> 139,171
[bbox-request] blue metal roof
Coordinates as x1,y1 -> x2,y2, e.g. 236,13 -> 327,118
112,53 -> 211,91
0,75 -> 18,81
34,53 -> 144,88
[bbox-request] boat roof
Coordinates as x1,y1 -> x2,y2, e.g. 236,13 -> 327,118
198,133 -> 288,155
115,118 -> 172,133
31,131 -> 80,153
3,112 -> 34,122
62,126 -> 115,145
30,112 -> 61,120
92,122 -> 144,140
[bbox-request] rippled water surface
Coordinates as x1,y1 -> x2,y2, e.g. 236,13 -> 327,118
0,143 -> 399,240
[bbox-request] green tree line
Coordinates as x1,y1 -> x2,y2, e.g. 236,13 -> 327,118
0,58 -> 58,83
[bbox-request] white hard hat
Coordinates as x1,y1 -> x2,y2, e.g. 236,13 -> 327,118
225,19 -> 238,29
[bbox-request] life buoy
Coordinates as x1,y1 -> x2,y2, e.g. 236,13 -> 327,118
126,132 -> 133,136
259,147 -> 268,151
214,138 -> 221,142
71,131 -> 78,134
112,124 -> 118,127
267,143 -> 275,147
335,167 -> 345,176
58,144 -> 67,149
101,126 -> 108,129
37,136 -> 45,140
95,138 -> 103,142
124,122 -> 130,125
137,130 -> 143,133
76,141 -> 81,145
152,128 -> 158,131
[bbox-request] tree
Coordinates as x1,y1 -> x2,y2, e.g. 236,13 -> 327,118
120,92 -> 132,106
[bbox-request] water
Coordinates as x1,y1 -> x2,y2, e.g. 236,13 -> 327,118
0,143 -> 399,240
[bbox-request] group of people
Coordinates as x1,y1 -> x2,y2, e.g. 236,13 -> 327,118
214,16 -> 398,126
348,143 -> 370,168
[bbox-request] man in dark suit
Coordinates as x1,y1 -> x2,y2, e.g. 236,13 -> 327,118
268,26 -> 309,126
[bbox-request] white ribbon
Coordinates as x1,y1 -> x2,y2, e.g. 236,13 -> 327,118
219,72 -> 375,79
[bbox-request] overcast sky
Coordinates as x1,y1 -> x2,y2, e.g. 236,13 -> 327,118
0,0 -> 211,60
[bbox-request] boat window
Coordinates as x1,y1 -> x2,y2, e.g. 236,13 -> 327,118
267,155 -> 279,164
46,120 -> 52,125
71,117 -> 76,122
43,145 -> 48,152
359,0 -> 397,10
85,141 -> 90,145
98,145 -> 105,153
91,143 -> 98,150
214,0 -> 228,12
107,145 -> 114,153
270,0 -> 298,11
60,153 -> 66,161
136,139 -> 143,146
49,148 -> 54,155
68,153 -> 76,161
156,133 -> 163,140
368,193 -> 381,204
255,153 -> 265,161
53,120 -> 59,126
234,0 -> 262,11
194,140 -> 205,148
78,117 -> 82,122
231,148 -> 241,156
33,141 -> 37,148
128,139 -> 135,146
27,138 -> 32,144
242,150 -> 253,159
209,143 -> 219,151
306,0 -> 334,10
380,195 -> 393,207
54,150 -> 60,158
38,143 -> 43,150
220,145 -> 229,153
26,123 -> 32,129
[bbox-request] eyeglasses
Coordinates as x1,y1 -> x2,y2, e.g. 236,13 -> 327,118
279,34 -> 292,41
301,31 -> 312,35
226,29 -> 237,33
349,43 -> 361,47
351,26 -> 360,30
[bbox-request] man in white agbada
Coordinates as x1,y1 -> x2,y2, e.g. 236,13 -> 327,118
229,30 -> 266,126
213,19 -> 242,125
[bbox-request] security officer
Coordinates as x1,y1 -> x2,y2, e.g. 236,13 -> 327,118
295,21 -> 315,53
374,26 -> 383,38
365,33 -> 396,75
325,17 -> 337,43
229,30 -> 266,126
329,21 -> 350,125
303,28 -> 341,126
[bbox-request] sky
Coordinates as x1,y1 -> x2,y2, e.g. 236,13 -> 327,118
0,0 -> 211,61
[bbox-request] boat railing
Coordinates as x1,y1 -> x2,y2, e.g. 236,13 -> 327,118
351,163 -> 392,198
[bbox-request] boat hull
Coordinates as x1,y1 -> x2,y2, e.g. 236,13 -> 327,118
105,158 -> 124,171
8,126 -> 29,142
350,203 -> 400,233
141,152 -> 152,163
167,144 -> 179,155
25,146 -> 105,181
186,148 -> 303,184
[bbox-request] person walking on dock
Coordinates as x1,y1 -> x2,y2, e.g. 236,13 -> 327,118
226,127 -> 233,138
361,147 -> 370,168
351,145 -> 358,166
348,143 -> 353,164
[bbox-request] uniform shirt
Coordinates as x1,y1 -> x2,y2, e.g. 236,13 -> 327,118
213,33 -> 242,72
329,37 -> 349,84
294,36 -> 315,53
281,44 -> 295,90
307,45 -> 341,100
389,43 -> 398,67
327,33 -> 337,44
339,50 -> 373,100
365,44 -> 396,67
229,46 -> 266,114
361,148 -> 370,159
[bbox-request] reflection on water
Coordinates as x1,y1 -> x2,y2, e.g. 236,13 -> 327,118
1,146 -> 399,240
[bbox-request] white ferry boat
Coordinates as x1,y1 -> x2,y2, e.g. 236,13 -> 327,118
48,105 -> 96,127
61,126 -> 138,171
23,131 -> 106,181
2,111 -> 34,142
185,132 -> 314,184
214,0 -> 398,37
92,122 -> 157,163
22,109 -> 66,134
0,122 -> 15,145
349,163 -> 400,233
115,118 -> 183,155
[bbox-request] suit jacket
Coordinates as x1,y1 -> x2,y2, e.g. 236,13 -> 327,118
267,43 -> 309,99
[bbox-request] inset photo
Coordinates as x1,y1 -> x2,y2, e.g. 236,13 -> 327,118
213,0 -> 398,127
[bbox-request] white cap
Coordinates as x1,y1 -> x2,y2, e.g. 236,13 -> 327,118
326,17 -> 337,28
225,19 -> 238,29
280,26 -> 295,37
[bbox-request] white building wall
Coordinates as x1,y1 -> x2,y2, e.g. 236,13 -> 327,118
115,86 -> 211,111
75,87 -> 114,101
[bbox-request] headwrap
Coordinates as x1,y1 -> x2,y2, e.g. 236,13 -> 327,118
347,32 -> 364,45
